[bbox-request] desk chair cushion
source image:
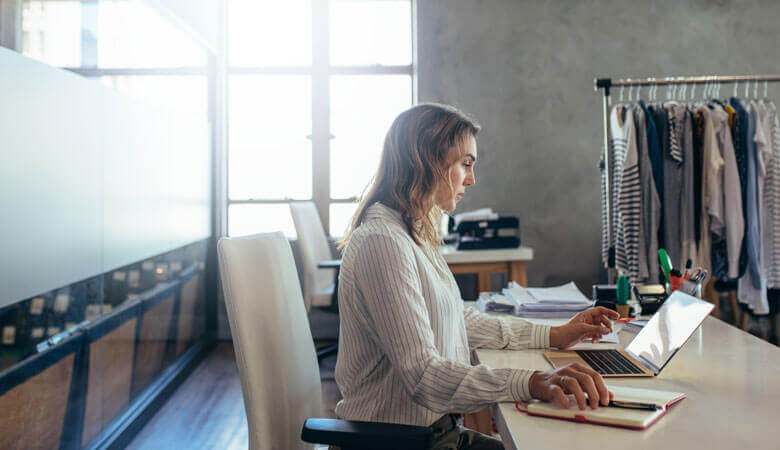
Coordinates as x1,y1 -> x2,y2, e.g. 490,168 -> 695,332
218,233 -> 324,450
291,202 -> 337,310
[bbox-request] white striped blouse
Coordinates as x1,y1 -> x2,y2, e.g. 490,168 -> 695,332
333,203 -> 551,427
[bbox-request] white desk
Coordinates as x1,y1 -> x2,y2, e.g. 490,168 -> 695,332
475,317 -> 780,450
440,245 -> 533,290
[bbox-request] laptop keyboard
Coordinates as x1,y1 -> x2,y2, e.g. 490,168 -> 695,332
574,349 -> 645,375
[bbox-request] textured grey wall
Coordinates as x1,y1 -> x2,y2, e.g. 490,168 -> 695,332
418,0 -> 780,291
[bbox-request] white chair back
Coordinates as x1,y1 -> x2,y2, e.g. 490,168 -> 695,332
290,202 -> 335,310
218,233 -> 324,450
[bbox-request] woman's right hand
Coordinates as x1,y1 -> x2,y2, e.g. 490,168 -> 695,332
528,363 -> 613,410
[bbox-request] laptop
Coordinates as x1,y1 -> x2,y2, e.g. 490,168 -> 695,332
543,291 -> 714,377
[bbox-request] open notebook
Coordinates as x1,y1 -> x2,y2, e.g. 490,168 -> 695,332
516,386 -> 685,430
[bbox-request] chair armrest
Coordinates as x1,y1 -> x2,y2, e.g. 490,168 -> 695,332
301,418 -> 434,450
317,259 -> 342,269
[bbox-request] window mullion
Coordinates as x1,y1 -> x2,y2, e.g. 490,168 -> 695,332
311,0 -> 330,234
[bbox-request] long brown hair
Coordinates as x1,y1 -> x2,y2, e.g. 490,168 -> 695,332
338,103 -> 480,249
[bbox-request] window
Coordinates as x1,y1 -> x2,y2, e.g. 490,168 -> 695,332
227,0 -> 414,239
21,0 -> 209,124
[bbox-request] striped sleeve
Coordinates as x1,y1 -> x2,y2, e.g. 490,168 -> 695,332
462,306 -> 550,350
352,233 -> 538,413
615,110 -> 641,282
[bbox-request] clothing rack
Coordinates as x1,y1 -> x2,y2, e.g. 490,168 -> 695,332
594,74 -> 780,268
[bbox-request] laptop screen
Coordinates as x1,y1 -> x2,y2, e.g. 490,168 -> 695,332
626,291 -> 714,371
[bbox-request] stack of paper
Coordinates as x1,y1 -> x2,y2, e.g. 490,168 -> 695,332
503,281 -> 593,318
476,293 -> 517,314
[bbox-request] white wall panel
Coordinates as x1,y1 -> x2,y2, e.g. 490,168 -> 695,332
0,47 -> 211,307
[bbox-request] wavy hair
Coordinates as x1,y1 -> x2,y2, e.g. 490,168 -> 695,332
338,103 -> 480,250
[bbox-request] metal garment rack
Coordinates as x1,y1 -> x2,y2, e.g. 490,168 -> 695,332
593,74 -> 780,270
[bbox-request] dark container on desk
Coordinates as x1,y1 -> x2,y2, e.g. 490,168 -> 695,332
592,284 -> 617,312
455,217 -> 520,250
634,284 -> 667,315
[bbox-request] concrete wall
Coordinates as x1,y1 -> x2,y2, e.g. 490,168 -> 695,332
417,0 -> 780,291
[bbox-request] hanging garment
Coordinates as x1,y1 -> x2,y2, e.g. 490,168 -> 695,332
612,106 -> 642,282
696,105 -> 722,275
679,106 -> 697,268
650,103 -> 670,255
711,104 -> 744,280
729,98 -> 750,277
662,102 -> 685,268
692,109 -> 704,250
602,106 -> 627,268
745,102 -> 763,290
738,102 -> 768,314
639,100 -> 664,198
634,105 -> 661,283
766,102 -> 780,288
756,101 -> 775,284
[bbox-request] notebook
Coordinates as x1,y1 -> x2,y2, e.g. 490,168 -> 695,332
516,385 -> 686,430
543,291 -> 714,376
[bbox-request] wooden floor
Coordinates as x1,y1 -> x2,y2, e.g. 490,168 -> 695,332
128,342 -> 340,449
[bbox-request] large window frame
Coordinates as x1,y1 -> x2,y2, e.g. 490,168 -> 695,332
20,0 -> 220,246
225,0 -> 417,237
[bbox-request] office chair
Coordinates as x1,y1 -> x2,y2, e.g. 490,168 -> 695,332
217,233 -> 433,449
290,202 -> 340,360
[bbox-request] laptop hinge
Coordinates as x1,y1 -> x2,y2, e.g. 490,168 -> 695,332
627,350 -> 660,374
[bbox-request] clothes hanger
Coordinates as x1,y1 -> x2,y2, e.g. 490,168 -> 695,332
648,78 -> 655,101
754,78 -> 759,100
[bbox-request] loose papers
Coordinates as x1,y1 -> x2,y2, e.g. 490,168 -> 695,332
477,281 -> 593,318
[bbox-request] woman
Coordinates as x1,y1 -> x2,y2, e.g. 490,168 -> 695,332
334,103 -> 618,449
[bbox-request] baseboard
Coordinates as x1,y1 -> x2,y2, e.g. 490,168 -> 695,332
87,338 -> 215,450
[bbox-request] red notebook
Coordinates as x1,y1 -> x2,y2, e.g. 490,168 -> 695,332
515,385 -> 686,430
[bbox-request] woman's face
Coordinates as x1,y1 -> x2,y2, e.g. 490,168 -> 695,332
435,135 -> 477,212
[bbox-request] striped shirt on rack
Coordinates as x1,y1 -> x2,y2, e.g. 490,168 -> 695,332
765,103 -> 780,287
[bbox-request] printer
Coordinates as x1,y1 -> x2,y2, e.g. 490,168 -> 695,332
455,216 -> 520,250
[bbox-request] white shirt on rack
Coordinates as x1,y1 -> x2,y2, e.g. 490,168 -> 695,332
334,202 -> 551,426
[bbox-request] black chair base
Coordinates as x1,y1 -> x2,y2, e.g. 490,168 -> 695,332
301,418 -> 434,449
316,344 -> 338,362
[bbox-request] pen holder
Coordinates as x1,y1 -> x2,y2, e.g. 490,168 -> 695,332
616,303 -> 630,319
680,279 -> 703,298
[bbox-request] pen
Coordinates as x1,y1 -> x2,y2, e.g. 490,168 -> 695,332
587,399 -> 662,411
683,259 -> 692,280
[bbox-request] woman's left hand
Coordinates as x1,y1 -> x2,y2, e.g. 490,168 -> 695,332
549,307 -> 621,349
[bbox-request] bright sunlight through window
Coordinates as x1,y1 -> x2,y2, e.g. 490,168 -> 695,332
226,0 -> 413,239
